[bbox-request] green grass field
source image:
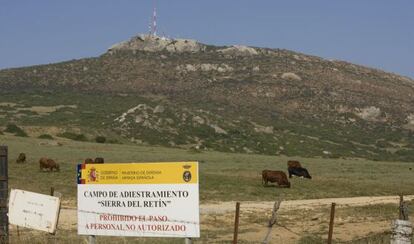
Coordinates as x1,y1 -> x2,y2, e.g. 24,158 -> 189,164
2,134 -> 414,206
2,134 -> 413,243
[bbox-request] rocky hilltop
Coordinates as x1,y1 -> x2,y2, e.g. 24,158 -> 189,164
108,34 -> 206,53
1,35 -> 413,160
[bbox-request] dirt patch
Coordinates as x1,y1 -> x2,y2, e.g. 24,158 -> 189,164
201,195 -> 414,214
0,102 -> 18,107
19,105 -> 77,115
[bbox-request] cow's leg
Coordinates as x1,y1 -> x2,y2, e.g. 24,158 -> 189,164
262,178 -> 268,187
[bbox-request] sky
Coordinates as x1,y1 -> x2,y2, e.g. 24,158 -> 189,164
1,1 -> 413,78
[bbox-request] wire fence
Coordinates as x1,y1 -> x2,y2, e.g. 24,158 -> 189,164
2,198 -> 412,244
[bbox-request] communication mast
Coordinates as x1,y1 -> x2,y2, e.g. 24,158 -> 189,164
149,0 -> 157,36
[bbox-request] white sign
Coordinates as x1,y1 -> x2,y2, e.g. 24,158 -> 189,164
8,189 -> 61,233
77,162 -> 200,237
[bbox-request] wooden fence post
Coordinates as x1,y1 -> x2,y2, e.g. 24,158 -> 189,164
399,193 -> 409,221
262,200 -> 282,244
327,202 -> 336,244
399,194 -> 404,220
233,202 -> 240,244
0,146 -> 8,244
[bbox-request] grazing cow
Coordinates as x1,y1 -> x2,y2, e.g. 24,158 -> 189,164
287,160 -> 302,169
16,153 -> 26,164
84,158 -> 94,164
262,170 -> 290,188
94,157 -> 104,164
39,157 -> 60,171
288,167 -> 312,179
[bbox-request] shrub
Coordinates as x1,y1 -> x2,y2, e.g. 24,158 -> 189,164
4,124 -> 28,137
95,136 -> 106,143
57,132 -> 88,141
38,134 -> 54,140
375,140 -> 391,148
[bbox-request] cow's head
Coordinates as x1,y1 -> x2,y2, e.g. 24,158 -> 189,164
303,169 -> 312,179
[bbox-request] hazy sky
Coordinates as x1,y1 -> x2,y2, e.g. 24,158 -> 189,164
1,1 -> 413,78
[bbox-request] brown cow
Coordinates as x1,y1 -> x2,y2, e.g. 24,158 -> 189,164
262,170 -> 290,188
16,153 -> 26,164
84,157 -> 104,164
287,160 -> 302,169
94,157 -> 104,164
84,158 -> 94,164
39,157 -> 60,171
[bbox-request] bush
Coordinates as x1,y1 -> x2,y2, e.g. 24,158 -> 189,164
95,136 -> 106,143
57,132 -> 88,141
38,134 -> 54,140
4,124 -> 28,137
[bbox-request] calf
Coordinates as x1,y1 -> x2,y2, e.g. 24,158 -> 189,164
262,170 -> 291,188
16,153 -> 26,164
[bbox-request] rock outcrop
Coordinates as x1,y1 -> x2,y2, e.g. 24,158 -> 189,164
108,34 -> 205,54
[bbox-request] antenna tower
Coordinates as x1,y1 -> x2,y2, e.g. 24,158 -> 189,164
151,0 -> 157,36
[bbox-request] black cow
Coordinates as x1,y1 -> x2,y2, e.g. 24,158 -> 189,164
288,167 -> 312,179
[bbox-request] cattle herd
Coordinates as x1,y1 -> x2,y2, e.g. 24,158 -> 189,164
262,160 -> 312,188
13,153 -> 105,172
15,152 -> 308,189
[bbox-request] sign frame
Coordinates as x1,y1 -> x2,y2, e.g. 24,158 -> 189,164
77,161 -> 200,238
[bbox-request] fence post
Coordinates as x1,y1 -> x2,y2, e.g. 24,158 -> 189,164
0,146 -> 8,244
233,202 -> 240,244
399,193 -> 409,221
327,202 -> 336,244
262,200 -> 282,244
88,235 -> 96,244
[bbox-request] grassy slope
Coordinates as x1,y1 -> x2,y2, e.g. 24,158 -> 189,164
2,135 -> 414,206
1,91 -> 414,162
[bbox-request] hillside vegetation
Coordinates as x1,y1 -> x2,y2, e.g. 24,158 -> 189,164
1,34 -> 414,160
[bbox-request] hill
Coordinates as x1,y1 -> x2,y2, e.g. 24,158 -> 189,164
1,34 -> 414,160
